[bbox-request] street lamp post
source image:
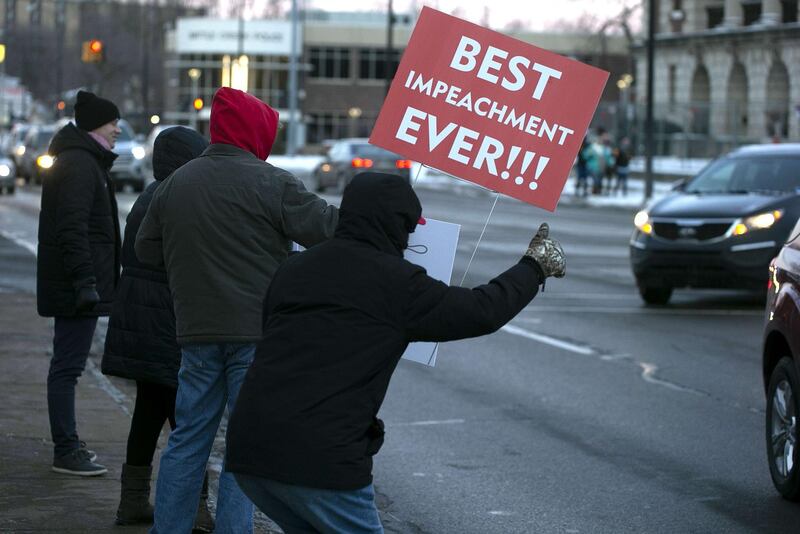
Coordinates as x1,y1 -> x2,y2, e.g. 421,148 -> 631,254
644,0 -> 657,199
287,0 -> 299,156
188,68 -> 201,130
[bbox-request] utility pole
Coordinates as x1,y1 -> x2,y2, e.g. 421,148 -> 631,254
385,0 -> 394,96
644,0 -> 656,199
55,0 -> 65,112
287,0 -> 298,156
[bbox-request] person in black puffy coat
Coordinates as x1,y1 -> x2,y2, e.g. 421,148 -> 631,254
101,127 -> 213,530
226,172 -> 567,533
37,91 -> 121,477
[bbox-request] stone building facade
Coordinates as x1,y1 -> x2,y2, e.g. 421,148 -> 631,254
635,0 -> 799,155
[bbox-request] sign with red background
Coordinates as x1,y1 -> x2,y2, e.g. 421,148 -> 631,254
370,7 -> 609,211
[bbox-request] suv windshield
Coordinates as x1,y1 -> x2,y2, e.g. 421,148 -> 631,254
685,156 -> 800,194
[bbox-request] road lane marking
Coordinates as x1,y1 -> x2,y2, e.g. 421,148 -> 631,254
391,419 -> 466,427
501,324 -> 596,355
84,357 -> 131,416
0,230 -> 37,255
523,306 -> 761,316
500,323 -> 763,413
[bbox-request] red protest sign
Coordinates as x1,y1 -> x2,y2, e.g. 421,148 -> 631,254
370,7 -> 609,211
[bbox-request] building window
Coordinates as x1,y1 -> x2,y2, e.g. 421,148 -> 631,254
309,47 -> 351,79
782,0 -> 798,22
668,65 -> 677,105
743,1 -> 762,25
358,48 -> 402,80
706,5 -> 724,28
307,112 -> 348,144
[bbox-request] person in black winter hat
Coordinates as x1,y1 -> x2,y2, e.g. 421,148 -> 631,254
226,172 -> 567,533
101,126 -> 214,530
37,91 -> 122,476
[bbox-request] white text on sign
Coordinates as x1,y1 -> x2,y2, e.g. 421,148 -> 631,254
449,36 -> 563,100
396,106 -> 550,191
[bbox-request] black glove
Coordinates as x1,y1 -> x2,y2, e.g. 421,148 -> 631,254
524,223 -> 566,279
75,284 -> 100,312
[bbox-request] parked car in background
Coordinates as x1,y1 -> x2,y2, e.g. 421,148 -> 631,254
312,138 -> 412,193
630,144 -> 800,304
0,156 -> 16,195
111,119 -> 146,191
762,217 -> 800,501
5,123 -> 33,170
19,125 -> 57,184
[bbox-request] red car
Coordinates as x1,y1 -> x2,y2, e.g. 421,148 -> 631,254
763,217 -> 800,500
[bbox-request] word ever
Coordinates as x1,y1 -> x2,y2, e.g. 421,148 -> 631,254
396,106 -> 551,191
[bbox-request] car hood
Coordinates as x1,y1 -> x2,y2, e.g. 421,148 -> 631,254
651,193 -> 791,218
113,140 -> 136,154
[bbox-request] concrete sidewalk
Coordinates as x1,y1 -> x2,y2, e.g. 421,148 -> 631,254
0,289 -> 148,533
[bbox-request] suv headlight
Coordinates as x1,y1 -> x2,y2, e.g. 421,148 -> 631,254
132,146 -> 146,160
634,210 -> 653,235
37,155 -> 54,169
0,164 -> 10,177
732,209 -> 784,236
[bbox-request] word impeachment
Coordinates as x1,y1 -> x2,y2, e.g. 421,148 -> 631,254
403,70 -> 574,146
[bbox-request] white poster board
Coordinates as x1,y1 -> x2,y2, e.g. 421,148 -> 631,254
401,218 -> 461,366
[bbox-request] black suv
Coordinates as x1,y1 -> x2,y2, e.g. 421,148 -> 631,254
630,144 -> 800,304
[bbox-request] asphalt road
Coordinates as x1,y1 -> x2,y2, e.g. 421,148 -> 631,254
1,184 -> 798,533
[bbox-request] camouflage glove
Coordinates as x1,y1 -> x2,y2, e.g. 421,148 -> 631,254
524,223 -> 566,279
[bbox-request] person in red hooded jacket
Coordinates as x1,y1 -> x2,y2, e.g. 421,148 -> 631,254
135,87 -> 338,534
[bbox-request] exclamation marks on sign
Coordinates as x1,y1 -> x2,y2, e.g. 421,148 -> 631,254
530,156 -> 550,191
500,147 -> 551,191
500,147 -> 521,181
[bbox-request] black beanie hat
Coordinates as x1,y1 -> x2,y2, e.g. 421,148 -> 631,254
74,90 -> 120,132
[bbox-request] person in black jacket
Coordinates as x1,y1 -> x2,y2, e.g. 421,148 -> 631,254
37,91 -> 121,477
226,172 -> 567,533
101,126 -> 213,530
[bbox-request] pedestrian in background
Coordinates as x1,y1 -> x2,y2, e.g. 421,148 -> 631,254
613,136 -> 631,196
36,91 -> 121,476
101,127 -> 213,530
226,173 -> 566,534
135,87 -> 339,534
575,137 -> 590,197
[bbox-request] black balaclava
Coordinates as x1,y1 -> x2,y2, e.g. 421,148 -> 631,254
335,172 -> 422,256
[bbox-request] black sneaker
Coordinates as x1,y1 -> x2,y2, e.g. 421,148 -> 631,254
52,448 -> 107,476
79,441 -> 97,462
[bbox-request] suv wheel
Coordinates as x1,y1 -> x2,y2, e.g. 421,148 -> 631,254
766,357 -> 800,501
637,284 -> 672,305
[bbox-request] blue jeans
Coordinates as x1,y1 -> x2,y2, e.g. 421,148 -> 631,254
235,474 -> 383,534
48,316 -> 98,458
150,344 -> 255,534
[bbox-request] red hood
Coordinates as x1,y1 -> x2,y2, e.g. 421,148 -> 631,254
209,87 -> 279,161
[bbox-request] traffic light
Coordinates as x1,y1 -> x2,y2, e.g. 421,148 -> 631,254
81,40 -> 104,63
193,98 -> 204,111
